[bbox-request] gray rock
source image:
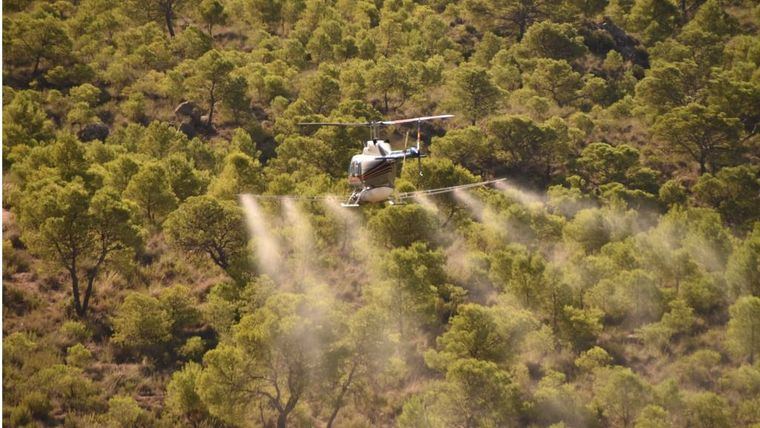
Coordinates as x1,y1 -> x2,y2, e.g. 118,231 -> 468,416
174,101 -> 203,122
77,123 -> 110,142
251,104 -> 269,121
581,17 -> 649,69
600,17 -> 649,68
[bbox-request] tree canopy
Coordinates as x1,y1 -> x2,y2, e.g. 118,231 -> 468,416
3,0 -> 760,426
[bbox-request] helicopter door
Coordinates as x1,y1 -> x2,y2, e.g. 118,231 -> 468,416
348,160 -> 362,186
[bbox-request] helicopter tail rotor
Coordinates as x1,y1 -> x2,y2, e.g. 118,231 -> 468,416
402,130 -> 409,165
416,120 -> 423,176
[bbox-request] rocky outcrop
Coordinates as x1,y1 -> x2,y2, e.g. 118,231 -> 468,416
77,123 -> 110,142
174,101 -> 207,138
174,101 -> 203,123
581,17 -> 649,68
251,104 -> 269,121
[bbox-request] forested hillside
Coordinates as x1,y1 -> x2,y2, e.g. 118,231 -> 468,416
3,0 -> 760,426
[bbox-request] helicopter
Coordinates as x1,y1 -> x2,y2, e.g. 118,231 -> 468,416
298,114 -> 454,207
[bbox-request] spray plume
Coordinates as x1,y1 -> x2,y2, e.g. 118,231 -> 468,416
282,199 -> 315,259
413,193 -> 440,216
452,188 -> 510,237
452,188 -> 486,221
412,193 -> 499,303
494,180 -> 545,208
282,198 -> 331,290
322,197 -> 376,260
413,193 -> 467,246
239,194 -> 283,279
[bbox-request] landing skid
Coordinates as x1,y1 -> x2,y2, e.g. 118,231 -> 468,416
343,189 -> 362,207
341,199 -> 405,208
341,188 -> 405,207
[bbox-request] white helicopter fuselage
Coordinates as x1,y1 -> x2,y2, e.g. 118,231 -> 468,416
345,140 -> 402,205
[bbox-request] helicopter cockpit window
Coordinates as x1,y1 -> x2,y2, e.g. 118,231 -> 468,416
349,161 -> 361,176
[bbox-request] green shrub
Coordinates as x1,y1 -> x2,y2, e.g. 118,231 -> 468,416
60,320 -> 92,344
659,179 -> 687,207
683,392 -> 730,428
66,343 -> 94,368
10,404 -> 32,426
2,286 -> 38,316
638,322 -> 673,352
4,332 -> 37,366
107,395 -> 150,428
158,285 -> 201,335
575,346 -> 612,372
3,238 -> 30,275
112,292 -> 171,360
564,209 -> 611,253
23,364 -> 100,412
179,337 -> 206,361
21,391 -> 52,421
165,362 -> 208,422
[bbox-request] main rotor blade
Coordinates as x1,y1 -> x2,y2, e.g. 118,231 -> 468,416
298,115 -> 454,127
297,122 -> 371,127
379,114 -> 454,125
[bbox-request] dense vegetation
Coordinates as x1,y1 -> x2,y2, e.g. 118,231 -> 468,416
3,0 -> 760,426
